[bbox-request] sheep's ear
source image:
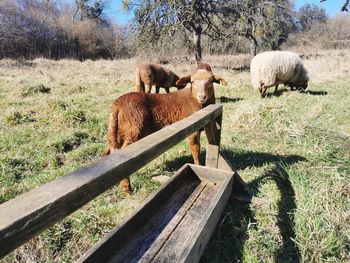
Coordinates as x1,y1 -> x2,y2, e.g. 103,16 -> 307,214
176,75 -> 191,85
213,75 -> 228,86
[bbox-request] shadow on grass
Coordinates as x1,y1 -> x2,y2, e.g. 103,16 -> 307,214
218,96 -> 244,103
220,148 -> 306,171
214,66 -> 250,72
272,164 -> 301,262
301,90 -> 328,96
161,152 -> 206,172
265,88 -> 289,98
188,148 -> 305,263
265,89 -> 328,98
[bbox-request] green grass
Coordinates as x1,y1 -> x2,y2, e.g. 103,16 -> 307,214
0,54 -> 349,262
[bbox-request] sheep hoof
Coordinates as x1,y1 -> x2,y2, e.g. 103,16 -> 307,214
123,190 -> 133,198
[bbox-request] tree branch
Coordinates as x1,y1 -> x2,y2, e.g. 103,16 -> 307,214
341,0 -> 350,11
320,0 -> 349,12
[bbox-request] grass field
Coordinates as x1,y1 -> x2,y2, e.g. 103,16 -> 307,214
0,49 -> 349,262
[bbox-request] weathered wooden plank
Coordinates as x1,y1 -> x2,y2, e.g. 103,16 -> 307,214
150,184 -> 216,262
205,113 -> 222,168
154,165 -> 233,263
136,182 -> 207,263
0,104 -> 222,257
218,153 -> 233,172
78,164 -> 233,263
218,153 -> 253,202
180,180 -> 232,263
205,144 -> 220,168
78,165 -> 202,263
81,166 -> 202,263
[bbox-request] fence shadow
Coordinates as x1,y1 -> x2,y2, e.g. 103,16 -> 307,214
265,88 -> 328,98
266,88 -> 289,97
160,152 -> 206,172
194,149 -> 305,263
301,90 -> 328,96
218,96 -> 244,103
220,148 -> 305,170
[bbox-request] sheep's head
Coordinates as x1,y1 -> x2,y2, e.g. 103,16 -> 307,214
289,75 -> 309,91
299,81 -> 308,90
197,63 -> 212,72
295,66 -> 309,90
176,69 -> 227,104
175,82 -> 187,90
173,75 -> 187,90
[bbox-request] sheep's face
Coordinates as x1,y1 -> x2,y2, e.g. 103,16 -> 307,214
291,80 -> 308,90
175,82 -> 187,90
191,75 -> 215,104
176,70 -> 227,105
297,68 -> 309,90
197,63 -> 212,72
300,81 -> 308,90
173,75 -> 186,90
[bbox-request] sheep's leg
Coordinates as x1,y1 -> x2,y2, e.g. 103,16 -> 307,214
274,85 -> 279,94
146,84 -> 152,93
119,140 -> 133,196
155,86 -> 160,93
164,87 -> 170,93
135,82 -> 145,92
186,131 -> 201,165
119,178 -> 132,196
259,84 -> 267,98
140,82 -> 145,92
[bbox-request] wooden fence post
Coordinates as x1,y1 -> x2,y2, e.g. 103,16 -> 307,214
204,108 -> 222,168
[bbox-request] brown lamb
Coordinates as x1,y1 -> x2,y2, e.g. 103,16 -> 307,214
105,68 -> 227,194
135,62 -> 186,93
197,62 -> 212,72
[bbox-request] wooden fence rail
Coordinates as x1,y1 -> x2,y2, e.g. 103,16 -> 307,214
0,104 -> 223,258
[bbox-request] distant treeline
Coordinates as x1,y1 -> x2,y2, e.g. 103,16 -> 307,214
0,0 -> 132,60
0,0 -> 350,61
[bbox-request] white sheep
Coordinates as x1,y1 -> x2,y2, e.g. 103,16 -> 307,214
250,51 -> 309,97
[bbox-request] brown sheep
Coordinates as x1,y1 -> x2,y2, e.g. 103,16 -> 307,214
105,68 -> 227,194
197,62 -> 212,72
135,62 -> 186,93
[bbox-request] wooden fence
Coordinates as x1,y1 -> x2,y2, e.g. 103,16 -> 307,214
0,104 -> 237,258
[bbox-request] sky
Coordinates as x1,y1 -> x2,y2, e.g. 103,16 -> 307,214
294,0 -> 342,17
103,0 -> 133,24
101,0 -> 344,25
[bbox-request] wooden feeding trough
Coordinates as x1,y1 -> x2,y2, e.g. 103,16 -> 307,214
78,164 -> 234,263
0,104 -> 251,261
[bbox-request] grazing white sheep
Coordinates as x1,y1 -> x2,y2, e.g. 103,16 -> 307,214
250,51 -> 309,97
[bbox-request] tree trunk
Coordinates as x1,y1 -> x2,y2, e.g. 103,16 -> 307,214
250,37 -> 257,58
249,19 -> 257,58
193,27 -> 202,63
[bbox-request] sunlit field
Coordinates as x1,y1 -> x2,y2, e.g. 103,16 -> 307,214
1,49 -> 349,262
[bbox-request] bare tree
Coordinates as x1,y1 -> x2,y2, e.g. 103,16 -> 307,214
298,4 -> 327,32
285,13 -> 350,50
74,0 -> 107,23
123,0 -> 228,63
320,0 -> 349,12
0,0 -> 122,60
223,0 -> 294,58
